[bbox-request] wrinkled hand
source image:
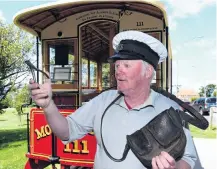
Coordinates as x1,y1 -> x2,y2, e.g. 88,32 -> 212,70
28,75 -> 52,109
152,151 -> 177,169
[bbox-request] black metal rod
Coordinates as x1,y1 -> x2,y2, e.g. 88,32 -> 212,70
36,37 -> 39,83
27,113 -> 30,152
161,62 -> 163,88
51,133 -> 56,157
165,26 -> 169,92
50,133 -> 59,163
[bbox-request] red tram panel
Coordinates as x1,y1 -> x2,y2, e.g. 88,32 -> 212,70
27,108 -> 96,168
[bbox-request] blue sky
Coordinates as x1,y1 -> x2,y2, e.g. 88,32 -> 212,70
0,0 -> 216,94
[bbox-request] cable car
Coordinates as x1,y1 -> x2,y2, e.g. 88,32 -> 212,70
13,0 -> 173,168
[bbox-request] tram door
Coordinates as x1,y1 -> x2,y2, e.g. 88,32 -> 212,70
78,20 -> 118,105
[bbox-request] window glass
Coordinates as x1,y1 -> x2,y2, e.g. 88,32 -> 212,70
206,98 -> 216,103
102,63 -> 110,88
90,61 -> 97,87
47,39 -> 77,84
82,58 -> 88,87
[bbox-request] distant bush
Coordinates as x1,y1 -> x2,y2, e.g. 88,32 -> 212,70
190,97 -> 198,102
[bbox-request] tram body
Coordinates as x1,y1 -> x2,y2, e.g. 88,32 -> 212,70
13,0 -> 173,168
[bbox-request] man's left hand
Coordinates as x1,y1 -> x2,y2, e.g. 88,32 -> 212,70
152,151 -> 177,169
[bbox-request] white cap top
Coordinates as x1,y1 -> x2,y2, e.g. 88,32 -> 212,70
112,30 -> 167,63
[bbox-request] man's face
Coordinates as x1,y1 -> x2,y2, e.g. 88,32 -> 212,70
115,60 -> 146,94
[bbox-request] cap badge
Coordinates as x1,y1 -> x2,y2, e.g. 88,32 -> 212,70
116,43 -> 124,52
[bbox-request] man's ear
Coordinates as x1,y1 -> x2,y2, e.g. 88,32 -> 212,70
145,65 -> 154,79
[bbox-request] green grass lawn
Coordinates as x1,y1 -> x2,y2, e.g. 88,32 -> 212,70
0,140 -> 27,169
0,108 -> 216,169
0,108 -> 59,169
0,126 -> 27,169
0,108 -> 28,129
0,108 -> 28,169
189,125 -> 216,138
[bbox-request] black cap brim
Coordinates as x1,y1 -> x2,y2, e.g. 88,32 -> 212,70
108,53 -> 143,63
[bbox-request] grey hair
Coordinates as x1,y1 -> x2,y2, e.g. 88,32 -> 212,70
141,61 -> 156,81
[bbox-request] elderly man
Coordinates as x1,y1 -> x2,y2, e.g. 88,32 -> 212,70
29,30 -> 197,169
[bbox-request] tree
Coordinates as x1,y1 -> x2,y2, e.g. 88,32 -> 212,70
14,85 -> 30,123
198,84 -> 216,97
190,97 -> 198,102
5,85 -> 30,123
213,90 -> 217,97
0,20 -> 35,112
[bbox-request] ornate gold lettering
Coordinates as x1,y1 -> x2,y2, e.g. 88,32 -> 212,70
34,125 -> 52,140
63,140 -> 90,154
64,143 -> 71,153
72,140 -> 81,153
44,125 -> 51,135
81,140 -> 89,154
35,126 -> 46,140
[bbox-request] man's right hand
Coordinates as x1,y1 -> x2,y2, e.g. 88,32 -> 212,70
28,77 -> 53,109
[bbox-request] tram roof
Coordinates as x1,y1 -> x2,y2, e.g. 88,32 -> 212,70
13,0 -> 169,37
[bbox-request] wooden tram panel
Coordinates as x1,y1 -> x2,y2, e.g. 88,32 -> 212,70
27,108 -> 96,168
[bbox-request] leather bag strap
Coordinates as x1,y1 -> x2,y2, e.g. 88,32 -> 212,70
150,86 -> 209,130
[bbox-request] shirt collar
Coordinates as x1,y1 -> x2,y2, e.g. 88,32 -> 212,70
115,89 -> 156,110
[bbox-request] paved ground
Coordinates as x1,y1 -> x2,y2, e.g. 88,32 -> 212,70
204,113 -> 216,128
194,138 -> 217,169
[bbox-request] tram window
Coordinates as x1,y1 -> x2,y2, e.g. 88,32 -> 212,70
64,54 -> 75,84
102,63 -> 110,88
49,47 -> 55,65
90,61 -> 97,88
48,41 -> 77,84
82,58 -> 88,87
49,47 -> 62,84
55,45 -> 69,65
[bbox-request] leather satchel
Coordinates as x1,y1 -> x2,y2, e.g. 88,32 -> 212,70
100,87 -> 209,168
126,107 -> 186,168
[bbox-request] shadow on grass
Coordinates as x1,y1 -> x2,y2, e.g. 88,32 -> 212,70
0,142 -> 24,149
0,128 -> 27,149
